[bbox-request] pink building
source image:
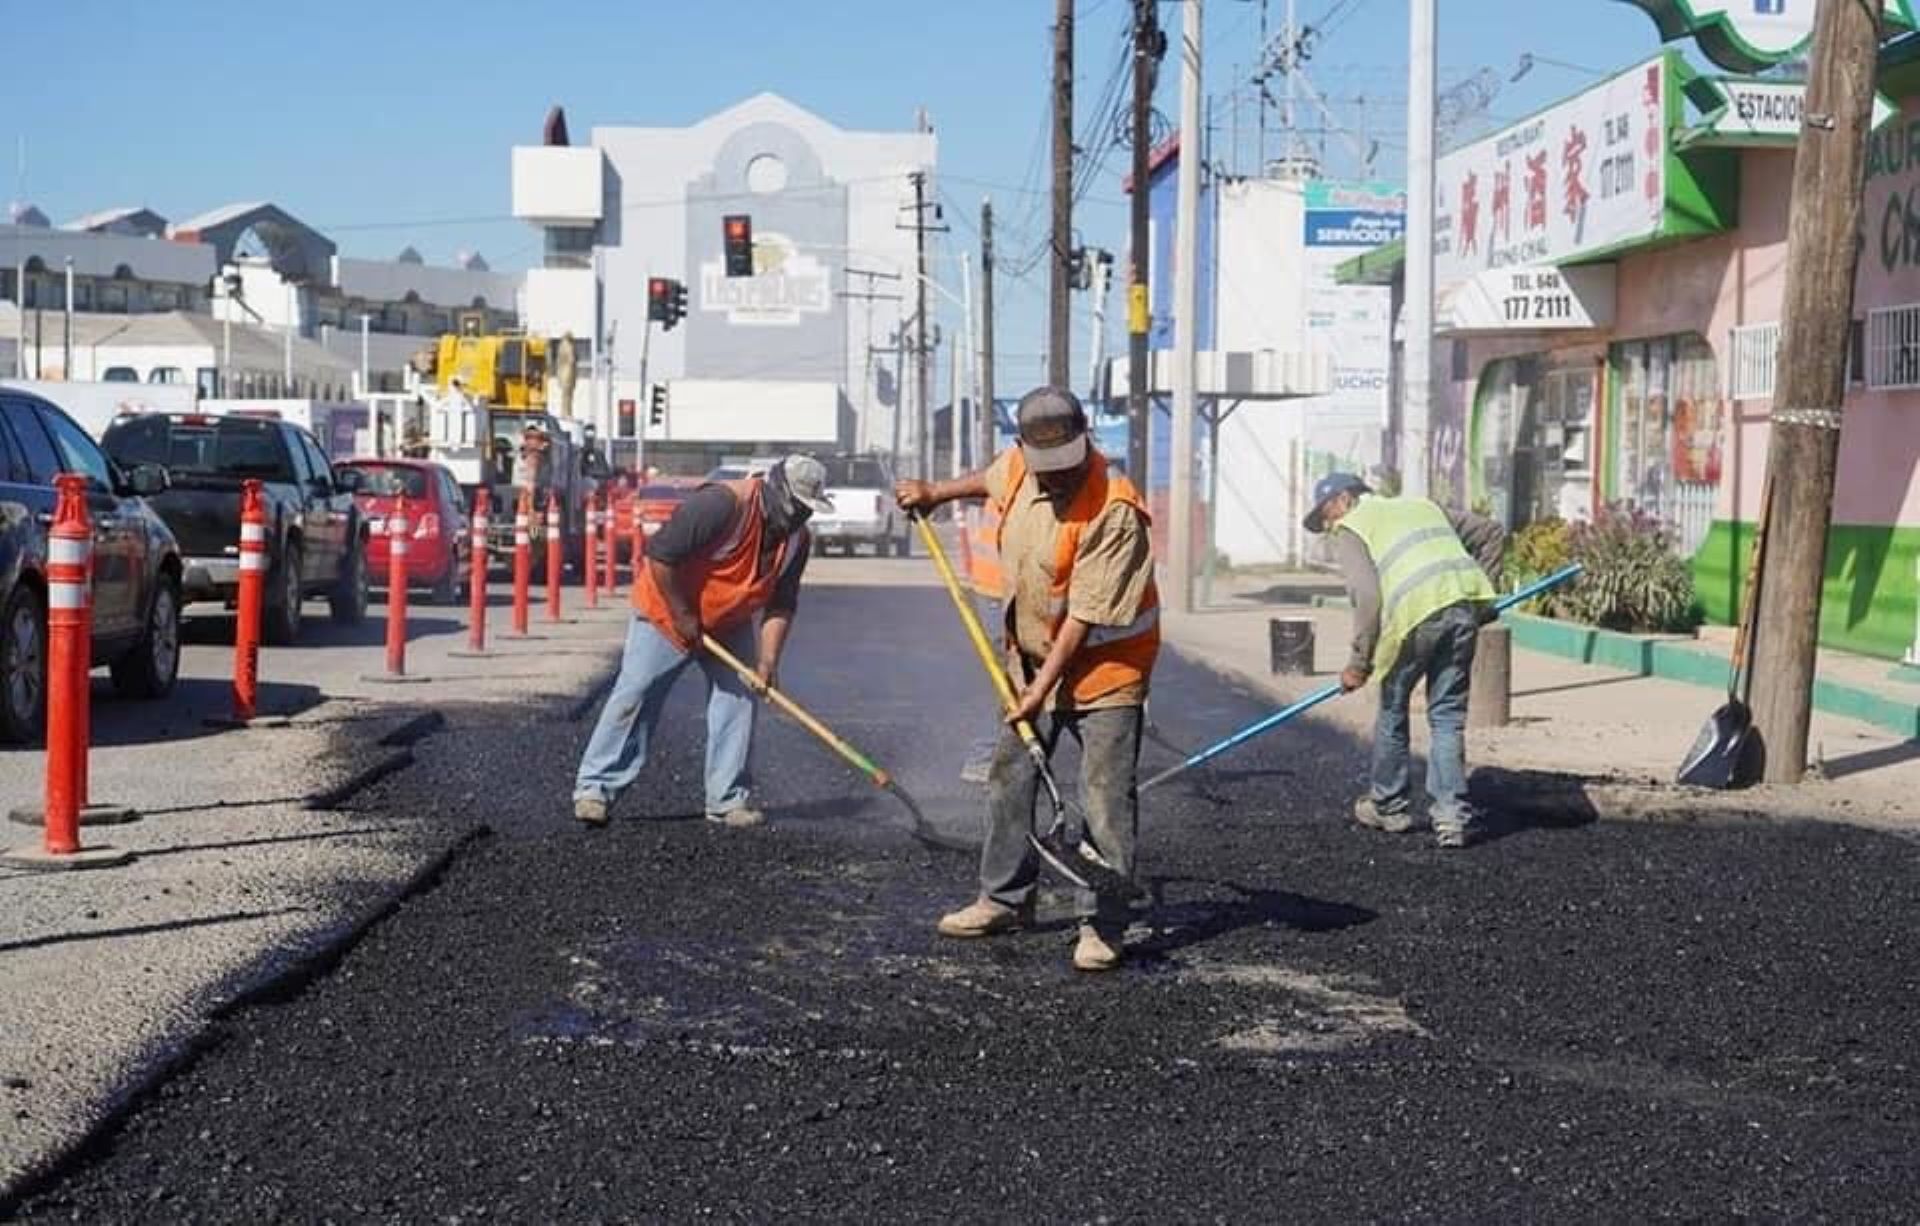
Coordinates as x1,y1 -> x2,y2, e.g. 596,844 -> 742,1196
1343,46 -> 1920,664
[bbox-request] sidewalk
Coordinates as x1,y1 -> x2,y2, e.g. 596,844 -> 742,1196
1162,570 -> 1920,835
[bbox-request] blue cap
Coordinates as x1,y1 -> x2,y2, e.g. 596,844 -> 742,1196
1304,472 -> 1369,533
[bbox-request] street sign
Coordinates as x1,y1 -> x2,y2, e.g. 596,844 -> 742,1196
1684,77 -> 1899,142
1618,0 -> 1915,74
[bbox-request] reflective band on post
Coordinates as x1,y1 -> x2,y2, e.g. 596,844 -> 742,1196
516,531 -> 530,546
49,581 -> 87,610
390,518 -> 409,537
49,538 -> 90,567
239,553 -> 268,572
1776,407 -> 1844,430
240,524 -> 267,545
515,515 -> 530,529
391,541 -> 409,557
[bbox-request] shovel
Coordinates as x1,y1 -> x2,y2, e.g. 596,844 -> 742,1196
1677,476 -> 1773,788
1141,562 -> 1586,792
700,634 -> 957,850
909,512 -> 1143,901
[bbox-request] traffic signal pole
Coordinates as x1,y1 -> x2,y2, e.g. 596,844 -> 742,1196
636,313 -> 653,474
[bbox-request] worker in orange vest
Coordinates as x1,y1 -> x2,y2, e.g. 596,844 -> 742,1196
572,455 -> 833,829
897,387 -> 1160,972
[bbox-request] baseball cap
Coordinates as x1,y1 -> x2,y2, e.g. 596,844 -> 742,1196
1015,386 -> 1090,473
776,453 -> 835,515
1303,472 -> 1369,533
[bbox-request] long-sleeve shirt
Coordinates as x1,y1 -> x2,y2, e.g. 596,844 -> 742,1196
1332,503 -> 1507,676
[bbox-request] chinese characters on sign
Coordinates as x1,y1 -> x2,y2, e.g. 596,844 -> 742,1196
1434,55 -> 1671,292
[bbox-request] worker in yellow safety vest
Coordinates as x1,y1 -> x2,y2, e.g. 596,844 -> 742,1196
896,387 -> 1159,973
1304,473 -> 1507,849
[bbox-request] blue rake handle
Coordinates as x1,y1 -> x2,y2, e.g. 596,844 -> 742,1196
1139,562 -> 1584,793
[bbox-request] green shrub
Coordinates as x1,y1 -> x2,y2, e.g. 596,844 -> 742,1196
1546,504 -> 1699,633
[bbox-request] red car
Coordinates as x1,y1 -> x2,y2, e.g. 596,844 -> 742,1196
338,458 -> 472,604
631,477 -> 702,539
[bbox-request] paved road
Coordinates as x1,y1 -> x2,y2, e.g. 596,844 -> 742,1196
10,573 -> 1920,1221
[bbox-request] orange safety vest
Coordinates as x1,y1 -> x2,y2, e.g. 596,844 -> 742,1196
632,478 -> 798,650
992,448 -> 1160,705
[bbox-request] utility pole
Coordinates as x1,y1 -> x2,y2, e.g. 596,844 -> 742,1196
1127,0 -> 1162,483
840,268 -> 903,455
900,171 -> 947,478
1170,0 -> 1203,613
1402,0 -> 1436,497
61,256 -> 72,380
1050,0 -> 1074,389
1749,0 -> 1883,785
979,198 -> 996,466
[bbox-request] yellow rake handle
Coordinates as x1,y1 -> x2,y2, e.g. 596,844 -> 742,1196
701,634 -> 892,788
910,513 -> 1044,752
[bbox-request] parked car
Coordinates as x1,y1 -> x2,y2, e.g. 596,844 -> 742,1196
337,458 -> 472,604
632,477 -> 702,538
100,412 -> 368,645
811,453 -> 908,557
703,458 -> 780,483
0,389 -> 183,743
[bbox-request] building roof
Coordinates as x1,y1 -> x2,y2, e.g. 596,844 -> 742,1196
0,305 -> 355,372
0,223 -> 217,284
65,206 -> 168,237
168,202 -> 336,282
333,255 -> 521,311
168,201 -> 276,234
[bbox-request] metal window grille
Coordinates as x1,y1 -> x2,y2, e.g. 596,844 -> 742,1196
1867,304 -> 1920,390
1727,322 -> 1779,401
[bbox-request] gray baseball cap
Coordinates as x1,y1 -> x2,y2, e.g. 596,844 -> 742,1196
1015,386 -> 1090,473
776,453 -> 835,515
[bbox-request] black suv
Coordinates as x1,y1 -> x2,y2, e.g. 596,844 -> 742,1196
0,389 -> 183,743
102,413 -> 368,644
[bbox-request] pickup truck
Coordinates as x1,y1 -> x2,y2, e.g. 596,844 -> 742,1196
809,453 -> 908,557
0,389 -> 183,743
101,412 -> 369,644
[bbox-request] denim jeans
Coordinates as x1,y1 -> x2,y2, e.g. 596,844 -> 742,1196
1371,602 -> 1480,830
573,615 -> 757,816
980,705 -> 1143,929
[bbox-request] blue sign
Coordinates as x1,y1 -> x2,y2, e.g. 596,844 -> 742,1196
1304,209 -> 1407,249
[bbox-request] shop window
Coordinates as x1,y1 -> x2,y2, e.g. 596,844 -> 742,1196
1728,323 -> 1779,401
1473,356 -> 1598,531
1611,334 -> 1721,555
1866,303 -> 1920,390
150,286 -> 180,311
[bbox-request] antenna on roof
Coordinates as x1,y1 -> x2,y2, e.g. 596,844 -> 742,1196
543,106 -> 570,147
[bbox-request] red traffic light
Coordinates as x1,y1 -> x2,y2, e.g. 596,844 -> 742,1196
722,214 -> 754,278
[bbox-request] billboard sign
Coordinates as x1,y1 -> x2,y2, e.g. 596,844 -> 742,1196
1619,0 -> 1913,74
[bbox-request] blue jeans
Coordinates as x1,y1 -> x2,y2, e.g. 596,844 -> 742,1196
1371,603 -> 1480,830
573,615 -> 757,816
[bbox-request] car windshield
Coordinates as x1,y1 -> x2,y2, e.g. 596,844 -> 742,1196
106,415 -> 289,479
343,464 -> 430,499
823,457 -> 886,486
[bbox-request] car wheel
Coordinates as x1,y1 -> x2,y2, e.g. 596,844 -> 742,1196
430,559 -> 458,606
0,585 -> 47,744
111,573 -> 181,699
331,541 -> 369,626
265,542 -> 304,646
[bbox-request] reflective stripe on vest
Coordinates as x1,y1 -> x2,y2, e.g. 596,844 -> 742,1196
1339,494 -> 1495,675
992,447 -> 1159,704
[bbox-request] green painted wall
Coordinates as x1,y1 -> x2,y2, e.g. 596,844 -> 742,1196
1692,520 -> 1920,661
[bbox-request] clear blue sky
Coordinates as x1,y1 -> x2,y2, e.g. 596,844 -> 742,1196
3,0 -> 1665,386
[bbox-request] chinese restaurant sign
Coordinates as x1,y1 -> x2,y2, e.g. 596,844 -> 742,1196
1436,55 -> 1678,291
1617,0 -> 1914,74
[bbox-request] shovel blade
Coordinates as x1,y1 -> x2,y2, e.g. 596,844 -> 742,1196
1028,829 -> 1145,901
1677,699 -> 1756,789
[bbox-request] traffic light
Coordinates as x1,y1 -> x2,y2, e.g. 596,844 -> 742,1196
647,277 -> 688,330
617,397 -> 636,438
722,214 -> 754,277
648,383 -> 668,428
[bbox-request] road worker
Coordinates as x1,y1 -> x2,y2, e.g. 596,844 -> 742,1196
572,454 -> 832,828
896,387 -> 1159,973
1303,473 -> 1507,849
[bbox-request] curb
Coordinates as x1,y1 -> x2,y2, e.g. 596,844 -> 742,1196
1505,614 -> 1920,740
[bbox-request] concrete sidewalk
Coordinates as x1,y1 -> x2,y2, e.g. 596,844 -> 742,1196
1162,570 -> 1920,834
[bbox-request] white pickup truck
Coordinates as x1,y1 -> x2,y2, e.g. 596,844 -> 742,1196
810,453 -> 908,558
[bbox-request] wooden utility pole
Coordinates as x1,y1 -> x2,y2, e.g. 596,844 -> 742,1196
911,170 -> 932,480
980,198 -> 997,464
1749,0 -> 1882,784
1127,0 -> 1161,482
1050,0 -> 1074,390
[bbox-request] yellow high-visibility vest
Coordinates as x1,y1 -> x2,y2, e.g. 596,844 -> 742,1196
1339,494 -> 1496,674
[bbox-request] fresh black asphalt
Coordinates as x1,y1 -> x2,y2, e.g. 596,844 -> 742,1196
11,583 -> 1920,1222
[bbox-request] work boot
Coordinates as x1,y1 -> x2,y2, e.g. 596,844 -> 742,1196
936,896 -> 1034,939
1072,923 -> 1123,973
1434,822 -> 1478,850
574,796 -> 609,827
706,806 -> 767,829
1353,796 -> 1422,834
